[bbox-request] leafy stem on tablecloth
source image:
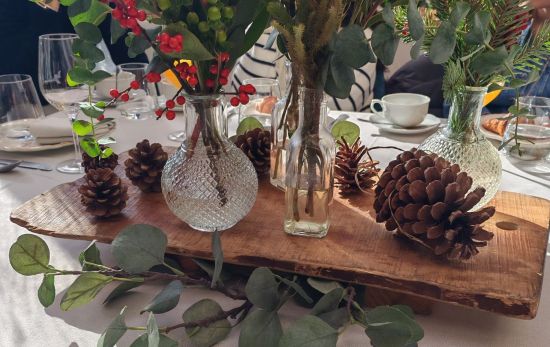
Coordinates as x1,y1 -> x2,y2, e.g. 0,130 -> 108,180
9,224 -> 424,347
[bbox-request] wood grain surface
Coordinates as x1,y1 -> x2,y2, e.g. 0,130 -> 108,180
10,150 -> 550,319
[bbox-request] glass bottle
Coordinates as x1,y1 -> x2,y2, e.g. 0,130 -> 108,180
420,86 -> 501,210
284,87 -> 335,237
161,95 -> 258,232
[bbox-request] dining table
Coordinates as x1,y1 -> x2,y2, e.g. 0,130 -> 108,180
1,108 -> 549,347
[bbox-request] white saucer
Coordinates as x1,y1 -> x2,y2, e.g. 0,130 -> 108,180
369,113 -> 441,135
480,113 -> 506,141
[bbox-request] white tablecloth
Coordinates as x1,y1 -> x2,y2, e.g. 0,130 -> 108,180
1,110 -> 549,347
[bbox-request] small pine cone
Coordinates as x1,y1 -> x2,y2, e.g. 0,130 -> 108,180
124,140 -> 168,192
234,128 -> 271,175
81,145 -> 118,173
335,137 -> 379,195
374,148 -> 495,260
78,168 -> 128,218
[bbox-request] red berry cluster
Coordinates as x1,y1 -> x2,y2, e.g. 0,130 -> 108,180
111,0 -> 146,36
109,88 -> 130,102
145,72 -> 162,83
174,63 -> 199,88
155,95 -> 186,120
230,84 -> 256,107
205,55 -> 231,90
157,32 -> 184,54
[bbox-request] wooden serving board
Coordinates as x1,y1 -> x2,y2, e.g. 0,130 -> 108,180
10,151 -> 550,319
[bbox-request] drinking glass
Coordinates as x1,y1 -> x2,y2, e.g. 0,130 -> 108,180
117,63 -> 154,120
241,78 -> 281,127
0,74 -> 45,141
502,96 -> 550,173
38,33 -> 88,174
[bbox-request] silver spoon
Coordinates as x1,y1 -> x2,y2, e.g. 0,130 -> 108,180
0,161 -> 22,173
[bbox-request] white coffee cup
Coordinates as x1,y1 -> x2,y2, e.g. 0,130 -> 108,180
370,93 -> 430,128
95,71 -> 135,99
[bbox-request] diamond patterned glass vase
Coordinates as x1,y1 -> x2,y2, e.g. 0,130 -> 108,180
420,87 -> 501,210
161,95 -> 258,232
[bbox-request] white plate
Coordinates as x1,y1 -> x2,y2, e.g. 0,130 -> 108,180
0,120 -> 73,152
369,113 -> 441,135
480,113 -> 507,141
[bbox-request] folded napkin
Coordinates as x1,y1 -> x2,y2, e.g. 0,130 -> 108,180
29,117 -> 116,145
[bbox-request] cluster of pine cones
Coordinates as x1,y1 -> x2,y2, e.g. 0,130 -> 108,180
79,140 -> 168,218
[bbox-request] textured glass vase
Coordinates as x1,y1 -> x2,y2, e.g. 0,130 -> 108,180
420,86 -> 501,210
161,95 -> 258,232
284,88 -> 336,237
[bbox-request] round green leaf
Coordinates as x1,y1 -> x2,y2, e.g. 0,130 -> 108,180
147,313 -> 160,347
103,279 -> 144,305
73,120 -> 93,136
311,288 -> 344,316
331,120 -> 360,144
237,117 -> 263,135
306,278 -> 342,294
365,305 -> 424,347
333,25 -> 375,68
239,309 -> 282,347
141,280 -> 184,314
111,224 -> 167,274
74,22 -> 102,44
407,0 -> 425,41
60,273 -> 113,311
38,274 -> 56,307
372,23 -> 399,66
97,307 -> 128,347
278,315 -> 338,347
182,299 -> 231,347
80,137 -> 101,158
9,234 -> 50,275
130,334 -> 178,347
245,267 -> 280,311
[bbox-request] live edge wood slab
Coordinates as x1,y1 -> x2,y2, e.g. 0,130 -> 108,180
10,150 -> 550,319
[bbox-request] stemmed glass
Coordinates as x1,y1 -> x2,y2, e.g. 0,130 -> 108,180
38,33 -> 88,174
117,62 -> 154,120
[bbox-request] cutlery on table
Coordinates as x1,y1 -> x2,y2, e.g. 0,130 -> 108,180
0,161 -> 22,173
0,159 -> 52,171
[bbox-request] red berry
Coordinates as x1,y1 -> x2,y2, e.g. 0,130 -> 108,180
97,114 -> 105,121
188,76 -> 198,87
166,110 -> 176,120
155,109 -> 163,117
130,80 -> 140,90
220,52 -> 230,62
209,64 -> 218,75
176,95 -> 186,105
188,65 -> 197,74
219,77 -> 228,86
166,99 -> 175,109
220,68 -> 230,78
128,8 -> 138,18
121,93 -> 130,102
137,10 -> 147,21
132,26 -> 142,36
243,84 -> 256,94
112,9 -> 122,20
230,96 -> 240,107
239,92 -> 249,105
205,78 -> 215,88
109,89 -> 120,98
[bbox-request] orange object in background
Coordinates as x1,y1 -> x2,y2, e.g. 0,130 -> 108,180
483,90 -> 502,107
162,59 -> 193,88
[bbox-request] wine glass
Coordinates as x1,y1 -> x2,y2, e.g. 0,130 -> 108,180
0,74 -> 45,141
241,78 -> 281,127
38,33 -> 88,174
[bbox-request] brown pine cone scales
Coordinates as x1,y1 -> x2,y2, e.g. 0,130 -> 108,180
124,140 -> 168,192
234,128 -> 270,175
335,138 -> 379,195
81,145 -> 119,173
78,168 -> 128,218
374,148 -> 496,260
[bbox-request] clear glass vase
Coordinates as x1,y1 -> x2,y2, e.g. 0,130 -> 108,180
420,86 -> 501,210
284,88 -> 336,237
161,95 -> 258,232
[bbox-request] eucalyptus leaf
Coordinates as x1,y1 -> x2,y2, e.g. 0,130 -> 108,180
277,277 -> 313,304
69,0 -> 111,26
73,120 -> 93,136
237,117 -> 263,135
333,25 -> 375,68
381,4 -> 395,27
75,22 -> 102,44
317,307 -> 350,329
239,309 -> 282,347
465,11 -> 491,45
141,280 -> 184,314
449,1 -> 470,27
325,58 -> 354,99
306,278 -> 342,294
365,306 -> 424,347
92,70 -> 112,84
311,288 -> 344,316
278,315 -> 338,347
9,234 -> 50,276
470,46 -> 508,76
407,0 -> 424,41
212,230 -> 223,288
410,35 -> 424,60
38,274 -> 55,307
110,17 -> 127,45
331,121 -> 360,144
147,313 -> 160,347
130,334 -> 178,347
428,22 -> 456,64
245,267 -> 280,311
79,240 -> 102,270
182,299 -> 231,347
97,307 -> 127,347
111,224 -> 167,274
104,279 -> 144,304
372,23 -> 399,66
60,273 -> 113,311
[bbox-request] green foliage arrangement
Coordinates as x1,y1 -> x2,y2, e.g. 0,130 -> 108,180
10,225 -> 424,347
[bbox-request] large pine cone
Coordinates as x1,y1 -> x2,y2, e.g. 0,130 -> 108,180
374,149 -> 495,260
335,137 -> 378,195
124,140 -> 168,192
234,128 -> 270,175
78,168 -> 128,218
81,145 -> 118,173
